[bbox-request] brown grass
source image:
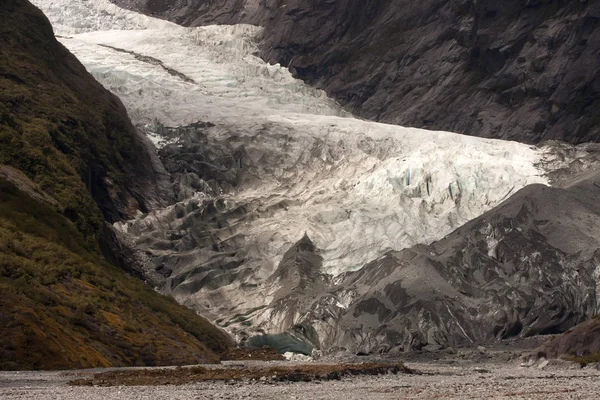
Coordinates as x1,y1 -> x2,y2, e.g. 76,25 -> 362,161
0,177 -> 232,371
221,346 -> 286,361
567,353 -> 600,367
70,362 -> 414,386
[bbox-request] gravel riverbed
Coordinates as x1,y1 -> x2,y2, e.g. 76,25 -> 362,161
2,360 -> 599,400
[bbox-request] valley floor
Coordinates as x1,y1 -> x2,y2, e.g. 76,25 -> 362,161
2,359 -> 599,399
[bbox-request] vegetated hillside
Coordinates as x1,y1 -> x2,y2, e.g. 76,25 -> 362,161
1,0 -> 173,247
0,0 -> 231,370
114,0 -> 600,145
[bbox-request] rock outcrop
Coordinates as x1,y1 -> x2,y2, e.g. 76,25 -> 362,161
537,317 -> 600,364
113,0 -> 600,145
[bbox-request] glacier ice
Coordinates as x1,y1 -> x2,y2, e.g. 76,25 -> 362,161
31,0 -> 549,276
31,0 -> 550,306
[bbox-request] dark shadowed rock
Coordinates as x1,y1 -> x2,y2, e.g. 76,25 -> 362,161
536,317 -> 600,363
113,0 -> 600,145
250,170 -> 600,353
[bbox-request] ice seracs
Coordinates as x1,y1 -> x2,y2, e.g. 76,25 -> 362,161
33,0 -> 549,275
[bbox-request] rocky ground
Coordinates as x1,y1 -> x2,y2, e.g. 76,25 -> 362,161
2,340 -> 599,399
1,362 -> 598,399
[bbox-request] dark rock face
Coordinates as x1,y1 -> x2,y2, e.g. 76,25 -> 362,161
113,0 -> 600,145
250,168 -> 600,353
537,317 -> 600,361
326,178 -> 600,352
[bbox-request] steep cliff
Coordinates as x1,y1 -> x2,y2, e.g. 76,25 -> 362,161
114,0 -> 600,145
0,0 -> 231,370
1,0 -> 174,241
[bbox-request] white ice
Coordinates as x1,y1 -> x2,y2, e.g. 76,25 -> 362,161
32,0 -> 548,276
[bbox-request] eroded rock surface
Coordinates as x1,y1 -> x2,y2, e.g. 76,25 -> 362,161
537,316 -> 600,361
113,0 -> 600,145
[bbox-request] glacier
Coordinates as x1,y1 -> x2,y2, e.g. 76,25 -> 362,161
30,0 -> 572,345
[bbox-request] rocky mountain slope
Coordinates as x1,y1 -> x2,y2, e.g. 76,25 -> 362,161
0,0 -> 231,370
288,168 -> 600,353
113,0 -> 600,145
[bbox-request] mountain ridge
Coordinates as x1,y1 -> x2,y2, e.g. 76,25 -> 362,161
112,0 -> 600,145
